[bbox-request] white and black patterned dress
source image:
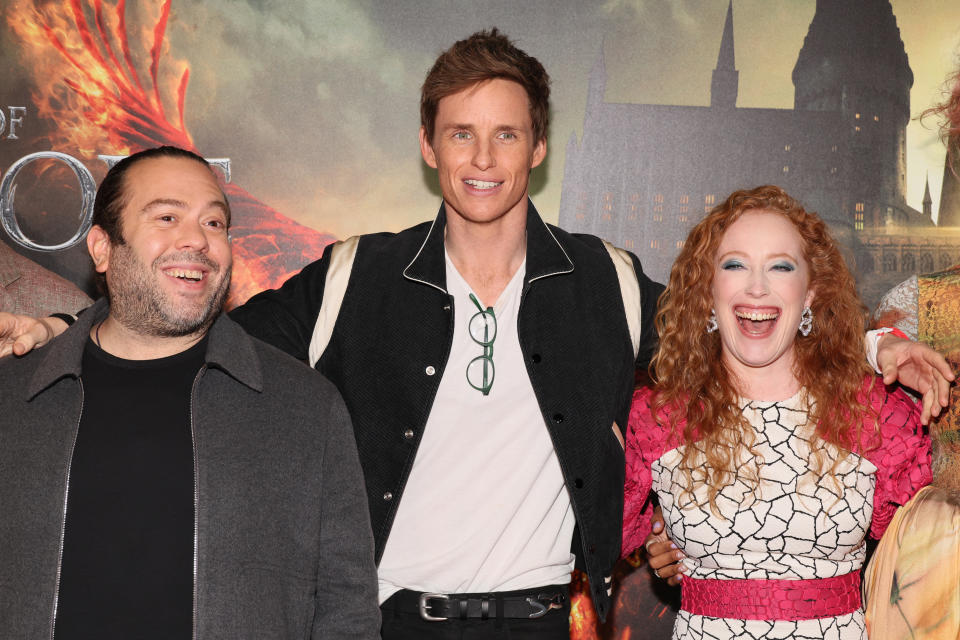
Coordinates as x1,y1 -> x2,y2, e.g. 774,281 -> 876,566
623,380 -> 930,640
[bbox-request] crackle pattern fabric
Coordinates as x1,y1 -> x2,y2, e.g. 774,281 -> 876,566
623,378 -> 930,640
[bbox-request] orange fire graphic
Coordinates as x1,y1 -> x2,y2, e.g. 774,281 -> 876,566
5,0 -> 334,305
571,569 -> 602,640
570,554 -> 681,639
7,0 -> 191,157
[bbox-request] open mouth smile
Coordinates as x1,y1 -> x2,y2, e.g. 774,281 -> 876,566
734,306 -> 779,336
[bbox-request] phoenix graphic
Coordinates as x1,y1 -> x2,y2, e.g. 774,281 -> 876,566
6,0 -> 334,306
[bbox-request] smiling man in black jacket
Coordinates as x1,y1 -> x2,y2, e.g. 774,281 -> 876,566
229,30 -> 662,639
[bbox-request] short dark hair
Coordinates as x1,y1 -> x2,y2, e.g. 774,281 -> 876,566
420,28 -> 550,144
93,146 -> 227,246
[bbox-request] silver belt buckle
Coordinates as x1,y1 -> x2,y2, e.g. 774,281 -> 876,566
527,593 -> 565,619
419,592 -> 449,621
526,597 -> 548,618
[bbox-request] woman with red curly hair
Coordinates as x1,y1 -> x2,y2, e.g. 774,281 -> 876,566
622,185 -> 931,639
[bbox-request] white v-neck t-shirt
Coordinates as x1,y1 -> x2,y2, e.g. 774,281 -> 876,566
377,253 -> 575,602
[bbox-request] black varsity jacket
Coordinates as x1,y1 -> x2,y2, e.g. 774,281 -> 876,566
230,201 -> 663,620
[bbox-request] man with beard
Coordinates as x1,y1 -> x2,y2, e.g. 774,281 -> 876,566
0,146 -> 379,639
0,32 -> 954,640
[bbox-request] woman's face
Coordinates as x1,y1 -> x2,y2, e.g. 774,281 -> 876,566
711,210 -> 814,380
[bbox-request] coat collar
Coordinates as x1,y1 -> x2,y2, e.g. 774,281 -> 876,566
27,298 -> 263,400
401,199 -> 574,293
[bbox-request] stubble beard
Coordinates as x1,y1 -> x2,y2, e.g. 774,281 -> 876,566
106,243 -> 231,339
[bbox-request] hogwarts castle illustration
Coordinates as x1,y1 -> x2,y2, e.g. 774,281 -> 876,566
559,0 -> 960,305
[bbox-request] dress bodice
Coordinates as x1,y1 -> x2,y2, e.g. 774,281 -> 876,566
623,379 -> 930,639
653,392 -> 875,581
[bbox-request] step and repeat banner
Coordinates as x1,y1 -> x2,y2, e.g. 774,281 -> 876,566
2,1 -> 959,637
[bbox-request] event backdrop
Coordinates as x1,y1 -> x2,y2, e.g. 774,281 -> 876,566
3,0 -> 959,637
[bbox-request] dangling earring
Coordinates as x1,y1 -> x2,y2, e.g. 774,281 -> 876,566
798,306 -> 813,336
706,309 -> 718,334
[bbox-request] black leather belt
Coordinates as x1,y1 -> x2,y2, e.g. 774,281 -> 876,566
385,587 -> 568,621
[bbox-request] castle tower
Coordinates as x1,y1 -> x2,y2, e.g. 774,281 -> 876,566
923,173 -> 933,219
586,46 -> 607,113
792,0 -> 913,221
710,1 -> 738,109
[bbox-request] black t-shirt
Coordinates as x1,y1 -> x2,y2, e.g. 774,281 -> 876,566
53,337 -> 206,639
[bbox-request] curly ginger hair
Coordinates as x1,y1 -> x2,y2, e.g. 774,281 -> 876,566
922,66 -> 960,164
651,185 -> 874,510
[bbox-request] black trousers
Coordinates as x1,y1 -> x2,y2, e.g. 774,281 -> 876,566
380,587 -> 571,640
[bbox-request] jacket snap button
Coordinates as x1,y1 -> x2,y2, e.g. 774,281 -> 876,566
531,353 -> 541,363
425,366 -> 436,376
383,491 -> 393,501
574,478 -> 584,488
553,413 -> 564,423
403,429 -> 415,440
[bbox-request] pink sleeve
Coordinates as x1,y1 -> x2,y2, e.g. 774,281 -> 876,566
622,386 -> 676,557
858,382 -> 932,539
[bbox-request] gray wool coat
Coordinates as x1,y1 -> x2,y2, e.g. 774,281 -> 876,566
0,299 -> 380,639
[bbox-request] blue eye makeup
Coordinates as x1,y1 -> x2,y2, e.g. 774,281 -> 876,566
771,261 -> 796,272
721,259 -> 745,270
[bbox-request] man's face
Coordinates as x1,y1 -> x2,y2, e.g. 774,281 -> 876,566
88,156 -> 232,338
420,78 -> 546,227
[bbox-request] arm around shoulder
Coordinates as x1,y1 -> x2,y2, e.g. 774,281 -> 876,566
0,312 -> 69,358
229,245 -> 337,362
622,386 -> 673,557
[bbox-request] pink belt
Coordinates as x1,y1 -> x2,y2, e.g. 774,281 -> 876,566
681,572 -> 861,621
